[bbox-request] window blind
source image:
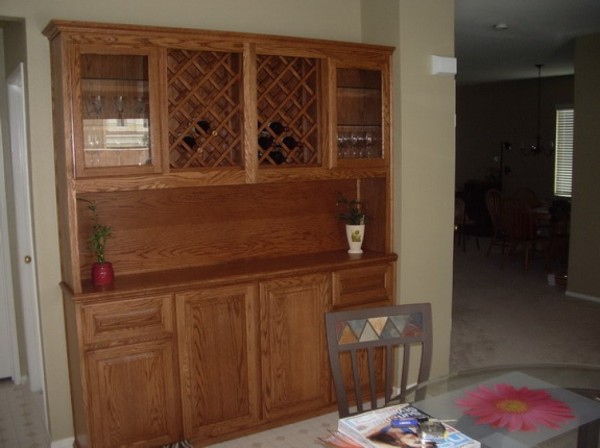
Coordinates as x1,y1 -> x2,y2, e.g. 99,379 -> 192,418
554,108 -> 574,198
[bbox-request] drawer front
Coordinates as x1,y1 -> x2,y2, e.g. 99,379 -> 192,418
332,264 -> 393,308
81,294 -> 173,345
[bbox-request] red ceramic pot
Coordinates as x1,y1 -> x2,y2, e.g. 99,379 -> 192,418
91,262 -> 114,286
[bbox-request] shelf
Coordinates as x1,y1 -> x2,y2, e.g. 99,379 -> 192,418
69,250 -> 398,300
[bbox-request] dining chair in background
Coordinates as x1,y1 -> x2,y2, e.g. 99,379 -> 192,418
502,197 -> 539,271
484,188 -> 507,256
454,197 -> 480,252
325,303 -> 432,418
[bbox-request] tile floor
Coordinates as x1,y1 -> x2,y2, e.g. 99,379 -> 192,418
0,379 -> 50,448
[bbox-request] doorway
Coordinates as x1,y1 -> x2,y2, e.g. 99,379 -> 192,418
0,23 -> 49,430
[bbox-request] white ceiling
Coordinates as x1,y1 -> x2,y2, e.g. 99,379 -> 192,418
455,0 -> 600,85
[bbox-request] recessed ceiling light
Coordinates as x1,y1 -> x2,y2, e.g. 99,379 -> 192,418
493,23 -> 509,31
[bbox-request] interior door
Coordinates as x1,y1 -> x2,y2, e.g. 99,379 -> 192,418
0,27 -> 19,383
0,230 -> 15,379
7,63 -> 44,393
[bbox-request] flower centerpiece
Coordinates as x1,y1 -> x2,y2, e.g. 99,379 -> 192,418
84,199 -> 114,286
336,192 -> 366,254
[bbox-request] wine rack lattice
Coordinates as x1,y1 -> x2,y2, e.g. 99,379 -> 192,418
257,55 -> 320,166
168,50 -> 242,169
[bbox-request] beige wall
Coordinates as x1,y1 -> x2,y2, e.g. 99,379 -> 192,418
396,0 -> 454,377
360,0 -> 454,377
0,0 -> 455,442
360,0 -> 455,379
569,34 -> 600,300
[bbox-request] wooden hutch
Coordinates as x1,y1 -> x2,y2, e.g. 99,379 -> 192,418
44,20 -> 396,447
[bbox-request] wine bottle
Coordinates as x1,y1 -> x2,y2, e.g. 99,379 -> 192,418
183,135 -> 196,148
268,121 -> 288,136
282,136 -> 298,150
258,131 -> 273,150
270,147 -> 286,165
196,120 -> 211,133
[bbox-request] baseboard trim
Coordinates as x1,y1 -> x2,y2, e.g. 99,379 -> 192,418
51,437 -> 74,448
565,290 -> 600,303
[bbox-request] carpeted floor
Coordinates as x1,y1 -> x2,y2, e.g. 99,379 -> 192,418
450,237 -> 600,372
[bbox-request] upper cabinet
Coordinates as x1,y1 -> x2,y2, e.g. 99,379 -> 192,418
44,21 -> 392,191
333,59 -> 391,168
167,48 -> 244,171
256,54 -> 321,168
69,42 -> 163,178
336,68 -> 383,161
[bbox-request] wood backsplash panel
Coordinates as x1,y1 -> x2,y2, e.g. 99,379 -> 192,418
77,179 -> 358,278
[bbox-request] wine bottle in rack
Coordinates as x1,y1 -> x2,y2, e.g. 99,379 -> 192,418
196,120 -> 211,133
258,131 -> 274,150
183,135 -> 196,149
282,136 -> 298,150
268,121 -> 288,135
270,146 -> 286,165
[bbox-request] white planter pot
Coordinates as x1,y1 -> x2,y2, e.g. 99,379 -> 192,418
345,224 -> 365,254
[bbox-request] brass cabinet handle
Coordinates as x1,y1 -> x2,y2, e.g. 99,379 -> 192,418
24,255 -> 32,264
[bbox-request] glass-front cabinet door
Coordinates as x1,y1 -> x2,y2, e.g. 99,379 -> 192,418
74,48 -> 162,178
335,66 -> 388,166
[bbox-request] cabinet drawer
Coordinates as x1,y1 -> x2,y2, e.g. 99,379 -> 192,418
81,294 -> 173,345
332,264 -> 393,308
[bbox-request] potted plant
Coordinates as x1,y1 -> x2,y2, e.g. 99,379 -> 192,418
84,199 -> 114,286
336,192 -> 366,254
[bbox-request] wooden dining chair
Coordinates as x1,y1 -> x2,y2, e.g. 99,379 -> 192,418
325,304 -> 432,418
455,197 -> 480,251
485,188 -> 507,256
502,198 -> 539,270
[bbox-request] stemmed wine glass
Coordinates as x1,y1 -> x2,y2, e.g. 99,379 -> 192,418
91,95 -> 103,116
115,95 -> 126,126
134,96 -> 148,128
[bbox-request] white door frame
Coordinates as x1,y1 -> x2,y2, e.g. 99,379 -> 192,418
7,62 -> 46,397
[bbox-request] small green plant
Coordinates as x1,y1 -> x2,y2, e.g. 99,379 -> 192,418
336,192 -> 365,225
84,200 -> 112,264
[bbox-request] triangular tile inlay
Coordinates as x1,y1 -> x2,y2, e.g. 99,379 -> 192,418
359,323 -> 380,342
338,325 -> 359,344
367,316 -> 388,335
381,319 -> 402,338
348,319 -> 368,337
389,314 -> 410,333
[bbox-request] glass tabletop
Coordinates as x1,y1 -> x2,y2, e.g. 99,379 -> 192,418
405,364 -> 600,448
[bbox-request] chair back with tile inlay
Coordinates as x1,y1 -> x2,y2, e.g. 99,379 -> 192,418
325,304 -> 432,418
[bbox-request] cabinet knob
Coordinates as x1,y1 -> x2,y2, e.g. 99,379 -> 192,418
24,255 -> 32,264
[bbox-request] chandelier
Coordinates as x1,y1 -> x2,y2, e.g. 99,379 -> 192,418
521,64 -> 554,157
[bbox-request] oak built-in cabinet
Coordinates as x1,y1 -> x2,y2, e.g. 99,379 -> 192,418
45,19 -> 395,447
176,284 -> 261,440
260,273 -> 331,420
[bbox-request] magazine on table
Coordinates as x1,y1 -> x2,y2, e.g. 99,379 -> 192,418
319,404 -> 480,448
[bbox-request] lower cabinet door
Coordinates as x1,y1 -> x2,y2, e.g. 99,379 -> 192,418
176,284 -> 261,440
260,273 -> 331,419
85,339 -> 181,447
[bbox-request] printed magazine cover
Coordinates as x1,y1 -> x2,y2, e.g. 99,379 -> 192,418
321,404 -> 480,448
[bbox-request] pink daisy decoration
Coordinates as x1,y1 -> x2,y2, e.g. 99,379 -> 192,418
456,383 -> 575,432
